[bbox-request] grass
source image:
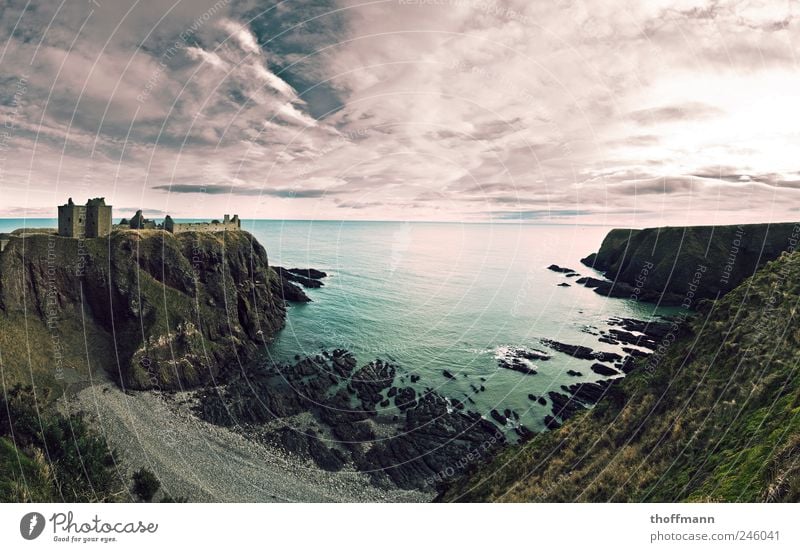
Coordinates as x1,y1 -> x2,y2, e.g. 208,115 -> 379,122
0,436 -> 53,502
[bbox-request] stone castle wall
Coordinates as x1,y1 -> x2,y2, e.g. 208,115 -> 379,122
164,214 -> 240,234
58,198 -> 112,238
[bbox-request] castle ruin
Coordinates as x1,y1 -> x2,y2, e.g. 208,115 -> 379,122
56,197 -> 240,237
58,198 -> 112,238
163,214 -> 240,233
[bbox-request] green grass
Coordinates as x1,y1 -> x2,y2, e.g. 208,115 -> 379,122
0,437 -> 53,502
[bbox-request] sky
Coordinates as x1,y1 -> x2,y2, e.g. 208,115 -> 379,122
0,0 -> 798,225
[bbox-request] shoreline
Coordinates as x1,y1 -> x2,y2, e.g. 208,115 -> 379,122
67,379 -> 432,503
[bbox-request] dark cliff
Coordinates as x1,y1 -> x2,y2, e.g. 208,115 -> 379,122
440,250 -> 800,502
0,229 -> 286,390
581,223 -> 799,305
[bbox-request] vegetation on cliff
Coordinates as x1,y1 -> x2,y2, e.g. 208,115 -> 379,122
0,385 -> 122,502
440,250 -> 800,502
581,223 -> 799,304
0,229 -> 286,391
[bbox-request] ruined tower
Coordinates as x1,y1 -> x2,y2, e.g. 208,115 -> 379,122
58,197 -> 112,238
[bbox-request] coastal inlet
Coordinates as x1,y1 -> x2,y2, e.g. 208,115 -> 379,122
259,221 -> 683,437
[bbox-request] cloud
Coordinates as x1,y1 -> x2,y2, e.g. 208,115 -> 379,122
152,184 -> 342,198
628,103 -> 724,125
1,0 -> 799,225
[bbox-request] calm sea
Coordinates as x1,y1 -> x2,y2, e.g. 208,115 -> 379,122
0,218 -> 679,432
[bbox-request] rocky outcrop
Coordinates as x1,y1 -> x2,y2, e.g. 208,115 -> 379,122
580,223 -> 799,305
195,349 -> 505,490
270,266 -> 328,302
0,230 -> 287,390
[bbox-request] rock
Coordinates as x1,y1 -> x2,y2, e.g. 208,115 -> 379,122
272,269 -> 312,303
394,387 -> 417,411
541,340 -> 595,360
557,283 -> 571,287
351,360 -> 396,409
515,425 -> 535,441
548,391 -> 585,420
410,374 -> 421,383
566,369 -> 583,376
575,276 -> 607,288
443,369 -> 456,380
580,252 -> 597,267
538,396 -> 547,406
491,409 -> 508,425
622,346 -> 650,358
591,363 -> 619,376
562,379 -> 615,405
287,267 -> 327,280
594,351 -> 623,363
272,266 -> 324,288
619,357 -> 638,373
332,421 -> 375,446
499,359 -> 537,375
528,394 -> 538,401
548,264 -> 577,273
544,415 -> 562,429
307,438 -> 346,472
356,392 -> 505,490
608,328 -> 658,350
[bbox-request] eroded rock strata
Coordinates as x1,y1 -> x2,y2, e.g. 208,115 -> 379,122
195,349 -> 505,490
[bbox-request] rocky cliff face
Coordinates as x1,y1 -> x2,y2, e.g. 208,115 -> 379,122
439,250 -> 800,502
0,230 -> 286,390
581,223 -> 799,304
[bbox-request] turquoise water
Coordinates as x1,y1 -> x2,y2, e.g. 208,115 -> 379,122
247,220 -> 678,433
1,218 -> 678,432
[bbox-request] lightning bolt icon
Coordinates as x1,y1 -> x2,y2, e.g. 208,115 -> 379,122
28,514 -> 38,536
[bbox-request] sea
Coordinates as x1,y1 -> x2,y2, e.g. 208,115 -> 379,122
0,219 -> 681,433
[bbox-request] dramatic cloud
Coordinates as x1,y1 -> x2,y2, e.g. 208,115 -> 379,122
0,0 -> 798,225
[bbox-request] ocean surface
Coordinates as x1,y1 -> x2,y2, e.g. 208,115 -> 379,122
1,219 -> 680,433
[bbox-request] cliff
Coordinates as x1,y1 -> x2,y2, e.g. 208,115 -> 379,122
580,223 -> 799,304
439,250 -> 800,502
0,229 -> 286,390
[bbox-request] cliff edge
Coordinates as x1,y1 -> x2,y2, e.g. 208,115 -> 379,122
581,223 -> 799,304
0,229 -> 286,390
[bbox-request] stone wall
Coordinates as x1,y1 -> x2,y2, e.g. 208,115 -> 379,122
164,214 -> 241,234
